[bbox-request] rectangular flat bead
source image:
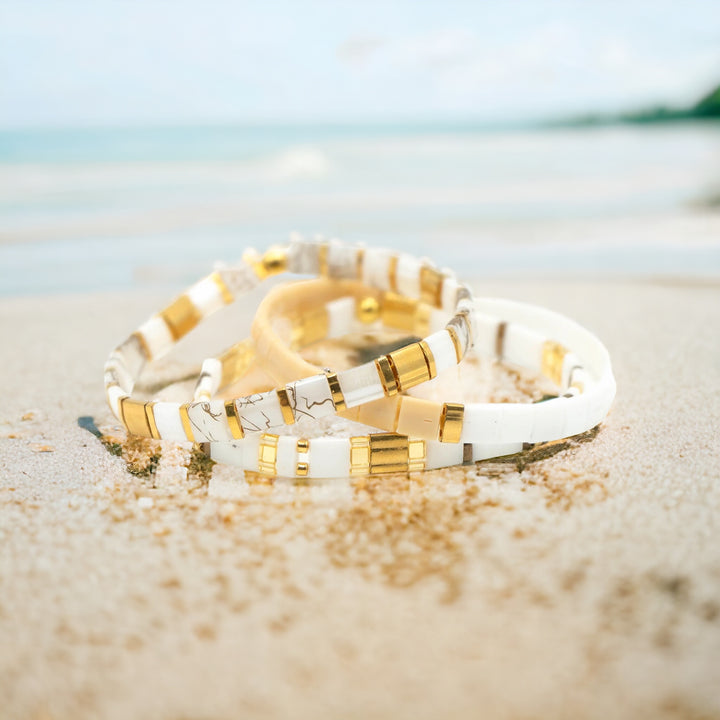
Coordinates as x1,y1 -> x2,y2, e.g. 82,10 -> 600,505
440,275 -> 460,312
327,297 -> 354,339
187,275 -> 226,316
361,247 -> 393,291
504,324 -> 544,372
286,374 -> 336,421
236,392 -> 285,434
395,396 -> 441,439
396,254 -> 422,297
472,313 -> 501,359
186,401 -> 233,442
425,441 -> 464,470
310,439 -> 350,478
121,399 -> 152,437
137,315 -> 174,360
423,330 -> 458,375
338,363 -> 385,408
153,402 -> 186,440
161,295 -> 201,341
327,242 -> 359,279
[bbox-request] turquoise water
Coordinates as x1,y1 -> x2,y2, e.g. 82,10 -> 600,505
1,123 -> 719,295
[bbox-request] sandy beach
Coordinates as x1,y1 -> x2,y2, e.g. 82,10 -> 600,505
1,276 -> 719,720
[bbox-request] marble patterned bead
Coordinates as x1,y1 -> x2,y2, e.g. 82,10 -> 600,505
327,241 -> 360,279
287,239 -> 322,275
186,400 -> 233,442
236,392 -> 286,434
286,375 -> 336,420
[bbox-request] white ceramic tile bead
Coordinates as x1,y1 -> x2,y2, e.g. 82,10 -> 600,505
276,436 -> 298,477
287,240 -> 321,275
361,247 -> 393,291
187,276 -> 225,316
425,441 -> 464,469
217,263 -> 257,296
327,297 -> 355,338
423,330 -> 458,375
504,324 -> 544,371
287,375 -> 336,420
440,275 -> 460,312
470,441 -> 523,462
396,254 -> 422,297
138,315 -> 174,359
472,312 -> 500,358
338,362 -> 385,408
564,395 -> 591,437
104,355 -> 133,392
308,439 -> 350,478
196,358 -> 222,400
462,403 -> 534,444
154,401 -> 187,440
236,392 -> 286,433
107,385 -> 127,420
531,399 -> 568,442
327,241 -> 359,279
186,401 -> 233,442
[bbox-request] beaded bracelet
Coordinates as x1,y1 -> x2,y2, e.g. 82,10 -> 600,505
241,280 -> 616,445
193,281 -> 615,478
104,239 -> 474,443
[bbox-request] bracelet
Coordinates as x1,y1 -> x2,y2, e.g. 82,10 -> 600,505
104,239 -> 474,443
194,281 -> 614,478
242,279 -> 616,445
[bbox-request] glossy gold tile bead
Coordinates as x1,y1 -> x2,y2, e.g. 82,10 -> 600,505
350,436 -> 371,475
225,399 -> 244,439
261,246 -> 287,277
161,295 -> 201,341
375,355 -> 399,396
296,438 -> 310,453
387,341 -> 436,392
144,402 -> 160,439
179,403 -> 195,442
325,371 -> 346,411
368,433 -> 409,475
120,398 -> 152,437
209,271 -> 234,305
295,462 -> 309,477
542,340 -> 567,386
258,433 -> 279,476
356,295 -> 380,324
408,438 -> 426,472
420,265 -> 444,308
276,388 -> 295,425
439,402 -> 464,443
387,255 -> 398,292
380,292 -> 417,332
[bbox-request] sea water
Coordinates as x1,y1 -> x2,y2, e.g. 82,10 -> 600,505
1,122 -> 719,295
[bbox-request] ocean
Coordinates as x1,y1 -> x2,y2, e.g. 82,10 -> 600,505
1,122 -> 719,295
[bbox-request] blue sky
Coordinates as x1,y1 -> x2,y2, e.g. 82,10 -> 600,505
1,0 -> 719,128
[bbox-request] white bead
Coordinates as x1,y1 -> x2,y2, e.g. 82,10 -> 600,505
440,275 -> 460,312
287,239 -> 321,275
236,391 -> 285,433
338,362 -> 385,408
276,436 -> 298,477
423,330 -> 458,374
425,441 -> 463,469
504,323 -> 544,371
187,276 -> 225,316
327,241 -> 359,279
327,297 -> 354,339
138,315 -> 174,359
361,247 -> 393,291
287,375 -> 336,420
154,402 -> 186,440
471,312 -> 500,358
308,438 -> 350,478
397,254 -> 422,297
106,385 -> 127,420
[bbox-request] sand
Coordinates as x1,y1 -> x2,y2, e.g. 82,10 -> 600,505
1,277 -> 719,720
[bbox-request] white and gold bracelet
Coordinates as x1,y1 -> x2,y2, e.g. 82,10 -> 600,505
104,239 -> 474,444
193,281 -> 615,478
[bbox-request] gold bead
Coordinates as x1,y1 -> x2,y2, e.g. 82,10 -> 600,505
261,247 -> 287,276
356,296 -> 380,324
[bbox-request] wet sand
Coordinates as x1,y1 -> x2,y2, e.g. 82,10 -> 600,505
1,277 -> 719,720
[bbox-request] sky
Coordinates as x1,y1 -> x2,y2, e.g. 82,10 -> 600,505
1,0 -> 719,128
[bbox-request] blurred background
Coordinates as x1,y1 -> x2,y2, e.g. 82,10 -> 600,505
1,0 -> 719,295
